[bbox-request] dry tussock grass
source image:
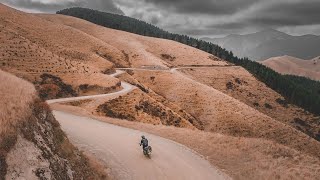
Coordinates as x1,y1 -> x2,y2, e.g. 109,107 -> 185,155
0,70 -> 36,136
0,70 -> 36,177
0,70 -> 107,179
132,70 -> 320,158
86,115 -> 320,180
39,14 -> 226,68
96,89 -> 195,128
0,4 -> 118,94
262,56 -> 320,81
180,67 -> 320,141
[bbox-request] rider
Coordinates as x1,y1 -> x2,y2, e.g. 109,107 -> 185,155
140,135 -> 148,151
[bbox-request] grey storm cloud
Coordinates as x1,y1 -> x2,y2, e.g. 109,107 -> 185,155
2,0 -> 124,14
114,0 -> 320,37
249,1 -> 320,26
2,0 -> 320,37
143,0 -> 261,15
203,0 -> 320,33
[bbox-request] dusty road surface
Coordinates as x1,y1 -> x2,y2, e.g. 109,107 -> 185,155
52,111 -> 228,180
48,69 -> 229,179
47,82 -> 133,104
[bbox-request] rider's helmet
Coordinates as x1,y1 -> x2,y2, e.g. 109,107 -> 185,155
141,135 -> 145,139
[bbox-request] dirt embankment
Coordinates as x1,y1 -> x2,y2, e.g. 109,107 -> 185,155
0,70 -> 108,179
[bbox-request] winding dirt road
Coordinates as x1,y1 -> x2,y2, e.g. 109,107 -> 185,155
48,70 -> 230,180
53,111 -> 227,180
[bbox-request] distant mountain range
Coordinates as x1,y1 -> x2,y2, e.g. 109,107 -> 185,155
202,29 -> 320,61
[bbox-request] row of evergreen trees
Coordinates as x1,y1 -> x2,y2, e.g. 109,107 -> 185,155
57,7 -> 320,115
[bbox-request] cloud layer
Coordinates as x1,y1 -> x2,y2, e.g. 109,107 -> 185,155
144,0 -> 261,15
2,0 -> 124,14
116,0 -> 320,37
2,0 -> 320,37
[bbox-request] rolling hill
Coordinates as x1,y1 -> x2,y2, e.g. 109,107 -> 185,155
57,7 -> 320,117
0,4 -> 120,98
262,56 -> 320,81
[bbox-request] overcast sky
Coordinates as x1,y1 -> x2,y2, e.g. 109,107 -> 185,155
2,0 -> 320,38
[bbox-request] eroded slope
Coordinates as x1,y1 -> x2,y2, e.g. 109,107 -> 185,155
0,70 -> 107,179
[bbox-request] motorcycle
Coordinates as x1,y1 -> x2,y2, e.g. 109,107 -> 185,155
141,144 -> 152,158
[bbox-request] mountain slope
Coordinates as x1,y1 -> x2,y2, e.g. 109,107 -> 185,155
129,68 -> 320,155
203,29 -> 320,61
0,70 -> 107,179
178,66 -> 320,140
39,14 -> 224,68
262,56 -> 320,81
203,29 -> 290,59
44,4 -> 320,148
57,7 -> 320,116
0,4 -> 120,97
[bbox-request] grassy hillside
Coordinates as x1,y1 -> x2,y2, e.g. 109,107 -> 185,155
0,70 -> 107,179
57,7 -> 320,116
262,56 -> 320,81
0,4 -> 120,98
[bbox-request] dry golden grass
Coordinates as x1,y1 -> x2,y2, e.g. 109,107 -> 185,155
3,4 -> 320,179
0,3 -> 227,96
0,4 -> 119,93
0,70 -> 35,136
116,72 -> 204,129
179,66 -> 320,140
82,152 -> 111,180
131,69 -> 320,158
0,70 -> 109,179
262,56 -> 320,81
0,69 -> 36,177
111,121 -> 320,180
96,89 -> 195,129
38,14 -> 227,68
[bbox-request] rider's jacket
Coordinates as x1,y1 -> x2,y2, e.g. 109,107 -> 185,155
141,138 -> 148,147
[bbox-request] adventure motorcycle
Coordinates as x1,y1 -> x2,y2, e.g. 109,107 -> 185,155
140,144 -> 152,158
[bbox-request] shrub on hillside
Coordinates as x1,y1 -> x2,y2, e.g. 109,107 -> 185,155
161,54 -> 176,61
36,73 -> 77,100
264,103 -> 273,109
38,84 -> 60,99
276,98 -> 288,107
